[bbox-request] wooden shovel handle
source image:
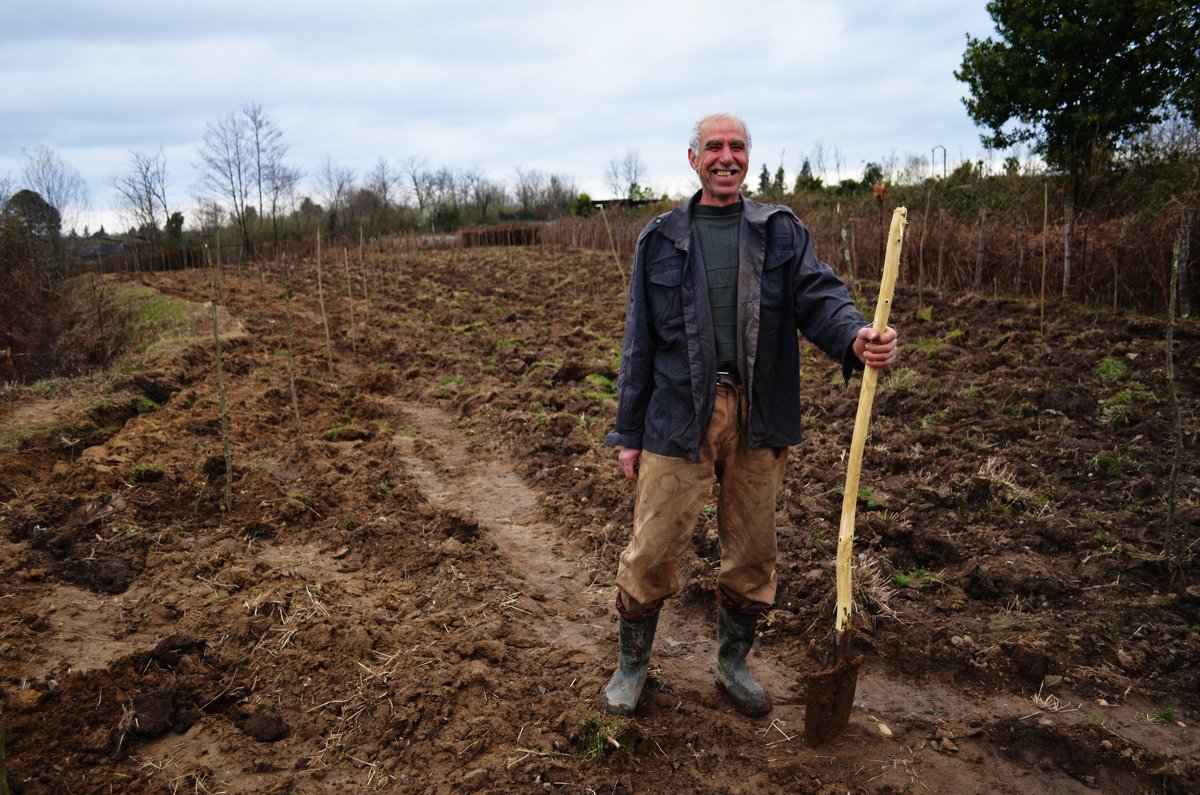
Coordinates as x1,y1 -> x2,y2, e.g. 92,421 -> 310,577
834,207 -> 907,633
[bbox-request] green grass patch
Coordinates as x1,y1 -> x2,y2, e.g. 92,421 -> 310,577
1093,356 -> 1128,385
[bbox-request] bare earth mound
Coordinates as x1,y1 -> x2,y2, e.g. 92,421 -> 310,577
1,245 -> 1198,794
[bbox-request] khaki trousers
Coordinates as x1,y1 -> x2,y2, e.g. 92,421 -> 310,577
616,383 -> 789,614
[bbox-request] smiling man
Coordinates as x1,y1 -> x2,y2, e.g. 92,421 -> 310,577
601,111 -> 898,717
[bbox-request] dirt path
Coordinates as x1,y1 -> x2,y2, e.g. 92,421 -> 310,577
390,399 -> 1198,795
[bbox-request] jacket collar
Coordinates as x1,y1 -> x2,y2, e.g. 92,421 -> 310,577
659,191 -> 781,248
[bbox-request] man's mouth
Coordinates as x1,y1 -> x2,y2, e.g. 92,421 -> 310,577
713,168 -> 738,177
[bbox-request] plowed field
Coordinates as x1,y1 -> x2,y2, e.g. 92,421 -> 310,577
1,242 -> 1198,794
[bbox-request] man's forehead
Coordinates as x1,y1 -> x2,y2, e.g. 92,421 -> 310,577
699,119 -> 748,144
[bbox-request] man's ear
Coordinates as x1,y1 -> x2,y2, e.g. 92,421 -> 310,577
687,148 -> 699,171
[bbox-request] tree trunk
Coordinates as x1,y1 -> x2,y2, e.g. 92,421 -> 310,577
1062,191 -> 1074,299
1165,211 -> 1190,560
1016,211 -> 1026,294
1179,211 -> 1193,319
974,207 -> 987,291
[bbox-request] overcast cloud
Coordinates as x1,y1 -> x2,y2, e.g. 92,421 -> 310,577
1,0 -> 999,232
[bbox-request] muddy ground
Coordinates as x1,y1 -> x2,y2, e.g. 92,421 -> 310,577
1,241 -> 1198,794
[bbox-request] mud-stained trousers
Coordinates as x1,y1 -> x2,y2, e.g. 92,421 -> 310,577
615,382 -> 789,616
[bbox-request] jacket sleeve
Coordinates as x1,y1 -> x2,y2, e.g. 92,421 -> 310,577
785,215 -> 869,377
604,228 -> 657,449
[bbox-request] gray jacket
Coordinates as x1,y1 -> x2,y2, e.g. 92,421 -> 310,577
605,193 -> 867,461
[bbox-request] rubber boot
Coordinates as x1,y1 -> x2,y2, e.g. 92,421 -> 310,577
602,613 -> 659,715
715,603 -> 772,717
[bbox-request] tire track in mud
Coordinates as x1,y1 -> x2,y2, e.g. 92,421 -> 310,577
390,401 -> 734,701
390,401 -> 876,718
388,401 -> 1192,794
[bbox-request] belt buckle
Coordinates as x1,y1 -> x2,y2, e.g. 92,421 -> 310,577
716,371 -> 739,387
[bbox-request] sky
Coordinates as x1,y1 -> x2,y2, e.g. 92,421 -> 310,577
1,0 -> 1001,234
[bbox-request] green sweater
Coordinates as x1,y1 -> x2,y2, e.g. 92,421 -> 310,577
694,202 -> 741,374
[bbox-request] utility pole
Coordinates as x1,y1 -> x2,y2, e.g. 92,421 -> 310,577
931,145 -> 946,180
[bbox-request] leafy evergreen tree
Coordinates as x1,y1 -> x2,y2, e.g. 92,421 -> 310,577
956,0 -> 1199,294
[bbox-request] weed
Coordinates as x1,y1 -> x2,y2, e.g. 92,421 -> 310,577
1100,382 -> 1155,425
915,306 -> 933,322
111,523 -> 141,540
581,714 -> 625,760
1153,708 -> 1177,725
133,395 -> 160,414
894,568 -> 935,588
323,424 -> 368,442
1089,450 -> 1140,477
907,336 -> 943,358
130,463 -> 165,483
856,486 -> 880,509
920,409 -> 947,428
882,367 -> 919,390
583,373 -> 618,404
1093,356 -> 1127,385
206,591 -> 230,606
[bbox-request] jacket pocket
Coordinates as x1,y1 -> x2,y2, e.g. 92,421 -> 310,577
647,253 -> 685,328
759,251 -> 790,312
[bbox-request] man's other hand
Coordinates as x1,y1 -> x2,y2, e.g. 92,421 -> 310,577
618,447 -> 641,481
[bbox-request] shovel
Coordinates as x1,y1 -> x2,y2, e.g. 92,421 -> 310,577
805,206 -> 907,746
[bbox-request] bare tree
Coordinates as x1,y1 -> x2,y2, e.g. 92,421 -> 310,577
20,146 -> 90,233
317,157 -> 355,233
197,111 -> 254,253
514,166 -> 546,218
811,141 -> 828,184
243,104 -> 285,220
195,201 -> 225,235
401,156 -> 435,218
364,156 -> 401,232
605,148 -> 647,201
111,147 -> 168,236
264,158 -> 302,244
461,167 -> 505,224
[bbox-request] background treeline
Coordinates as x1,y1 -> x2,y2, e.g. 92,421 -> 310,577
3,0 -> 1199,382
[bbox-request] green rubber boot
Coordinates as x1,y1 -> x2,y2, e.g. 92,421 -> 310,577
715,604 -> 772,717
602,613 -> 659,715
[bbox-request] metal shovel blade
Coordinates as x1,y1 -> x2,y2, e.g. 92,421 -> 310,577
804,644 -> 863,746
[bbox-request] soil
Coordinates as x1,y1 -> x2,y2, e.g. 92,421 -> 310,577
1,242 -> 1198,794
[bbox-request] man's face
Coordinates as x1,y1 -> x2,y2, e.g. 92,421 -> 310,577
688,117 -> 749,206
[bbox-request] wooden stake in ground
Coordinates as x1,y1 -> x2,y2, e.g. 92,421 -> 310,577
599,205 -> 628,297
342,247 -> 358,354
1040,181 -> 1048,335
315,230 -> 334,373
1165,210 -> 1191,561
203,245 -> 235,512
282,255 -> 302,429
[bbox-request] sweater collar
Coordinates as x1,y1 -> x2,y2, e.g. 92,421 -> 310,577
659,191 -> 779,247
